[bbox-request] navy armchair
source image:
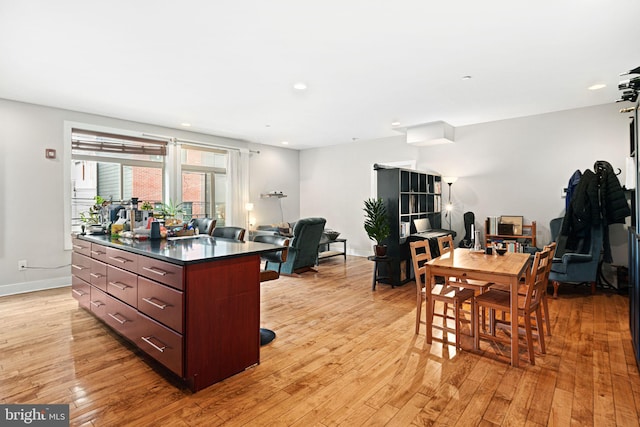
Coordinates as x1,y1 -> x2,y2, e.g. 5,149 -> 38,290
549,220 -> 603,297
266,217 -> 326,274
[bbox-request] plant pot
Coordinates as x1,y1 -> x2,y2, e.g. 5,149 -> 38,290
374,244 -> 388,257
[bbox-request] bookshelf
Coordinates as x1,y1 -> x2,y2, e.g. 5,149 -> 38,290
375,165 -> 442,284
485,217 -> 537,252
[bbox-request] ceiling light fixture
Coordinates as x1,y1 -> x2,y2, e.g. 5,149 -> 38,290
391,121 -> 401,127
293,82 -> 307,91
461,75 -> 472,80
281,141 -> 289,145
588,84 -> 606,91
181,123 -> 191,127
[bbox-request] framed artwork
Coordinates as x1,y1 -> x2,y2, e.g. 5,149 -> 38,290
500,215 -> 523,235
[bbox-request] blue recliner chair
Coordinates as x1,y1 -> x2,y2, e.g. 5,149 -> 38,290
549,219 -> 603,297
266,217 -> 326,274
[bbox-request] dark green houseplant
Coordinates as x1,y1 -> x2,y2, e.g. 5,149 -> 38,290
363,198 -> 391,256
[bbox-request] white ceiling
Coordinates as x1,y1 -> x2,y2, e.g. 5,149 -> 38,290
1,1 -> 639,150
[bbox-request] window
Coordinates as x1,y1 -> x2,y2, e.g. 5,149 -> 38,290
68,126 -> 231,234
71,128 -> 166,230
181,144 -> 227,225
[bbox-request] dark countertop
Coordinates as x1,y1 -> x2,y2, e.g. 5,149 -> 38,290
77,233 -> 283,266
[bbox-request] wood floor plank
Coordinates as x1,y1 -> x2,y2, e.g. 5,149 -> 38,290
1,257 -> 639,426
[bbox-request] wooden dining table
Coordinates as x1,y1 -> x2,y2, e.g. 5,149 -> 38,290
425,248 -> 531,367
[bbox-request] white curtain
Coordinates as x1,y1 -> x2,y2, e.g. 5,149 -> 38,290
226,149 -> 250,227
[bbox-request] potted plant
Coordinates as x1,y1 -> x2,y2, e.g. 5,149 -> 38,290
364,198 -> 391,256
156,200 -> 185,226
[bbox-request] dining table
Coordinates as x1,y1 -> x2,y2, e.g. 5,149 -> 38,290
424,248 -> 532,367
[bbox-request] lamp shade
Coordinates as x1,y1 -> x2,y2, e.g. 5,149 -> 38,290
442,176 -> 458,184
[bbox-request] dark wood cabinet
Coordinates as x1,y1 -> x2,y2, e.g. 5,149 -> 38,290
375,165 -> 443,284
71,234 -> 262,392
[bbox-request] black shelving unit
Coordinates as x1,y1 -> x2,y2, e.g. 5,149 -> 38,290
375,165 -> 442,285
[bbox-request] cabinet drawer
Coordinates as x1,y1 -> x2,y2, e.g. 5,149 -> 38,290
106,247 -> 138,273
90,243 -> 108,263
89,287 -> 108,320
138,277 -> 183,333
136,312 -> 183,376
90,259 -> 107,291
105,295 -> 139,342
107,265 -> 138,307
71,252 -> 92,283
138,257 -> 184,290
71,276 -> 91,309
72,237 -> 91,256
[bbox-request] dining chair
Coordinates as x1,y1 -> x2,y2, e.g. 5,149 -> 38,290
490,242 -> 556,337
437,235 -> 492,293
212,226 -> 246,241
473,247 -> 550,365
410,240 -> 476,349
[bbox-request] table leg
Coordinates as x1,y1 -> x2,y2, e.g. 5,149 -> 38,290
425,266 -> 433,344
342,240 -> 346,260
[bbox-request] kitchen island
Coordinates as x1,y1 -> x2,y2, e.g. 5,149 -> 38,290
71,233 -> 283,392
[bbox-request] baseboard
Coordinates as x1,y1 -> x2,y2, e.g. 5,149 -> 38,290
0,276 -> 71,297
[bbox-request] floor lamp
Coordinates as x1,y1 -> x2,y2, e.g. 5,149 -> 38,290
442,176 -> 458,230
245,202 -> 254,235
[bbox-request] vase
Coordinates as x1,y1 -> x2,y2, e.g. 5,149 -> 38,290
374,244 -> 388,257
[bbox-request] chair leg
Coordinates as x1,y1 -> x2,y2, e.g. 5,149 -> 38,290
524,314 -> 535,365
454,300 -> 461,349
541,291 -> 552,336
553,281 -> 559,298
473,300 -> 480,350
416,296 -> 422,334
590,281 -> 596,294
535,307 -> 546,354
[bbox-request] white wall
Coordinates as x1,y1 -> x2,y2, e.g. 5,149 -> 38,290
247,142 -> 300,226
0,98 -> 299,295
300,103 -> 632,265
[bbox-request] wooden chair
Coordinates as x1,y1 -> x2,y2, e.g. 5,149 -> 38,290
437,235 -> 492,293
410,240 -> 476,349
473,247 -> 550,365
490,242 -> 556,337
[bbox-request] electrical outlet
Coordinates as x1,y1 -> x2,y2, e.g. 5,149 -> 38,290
18,260 -> 27,271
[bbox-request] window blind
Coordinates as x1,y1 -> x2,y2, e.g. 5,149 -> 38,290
71,128 -> 167,156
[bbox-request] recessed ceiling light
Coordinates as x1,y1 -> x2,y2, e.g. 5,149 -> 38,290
588,83 -> 606,91
461,75 -> 472,80
293,82 -> 307,91
181,122 -> 191,127
391,121 -> 401,127
281,141 -> 289,145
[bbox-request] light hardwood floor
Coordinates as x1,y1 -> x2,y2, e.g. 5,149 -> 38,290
1,255 -> 640,426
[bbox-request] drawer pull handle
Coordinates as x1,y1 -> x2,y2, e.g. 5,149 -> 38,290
91,250 -> 105,256
90,273 -> 104,278
107,312 -> 129,324
142,266 -> 168,276
73,244 -> 87,250
109,256 -> 131,264
72,264 -> 87,270
72,289 -> 86,297
90,300 -> 105,307
109,281 -> 130,291
141,336 -> 167,353
142,297 -> 168,310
